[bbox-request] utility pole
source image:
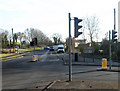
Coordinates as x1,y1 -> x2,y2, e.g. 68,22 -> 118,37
114,8 -> 118,60
68,13 -> 72,81
109,30 -> 112,69
114,8 -> 116,31
12,28 -> 14,53
32,39 -> 35,55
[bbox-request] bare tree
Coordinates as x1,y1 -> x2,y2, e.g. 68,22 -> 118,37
95,32 -> 98,43
83,16 -> 99,45
25,28 -> 53,46
52,33 -> 62,45
24,28 -> 31,42
14,33 -> 18,42
17,32 -> 24,48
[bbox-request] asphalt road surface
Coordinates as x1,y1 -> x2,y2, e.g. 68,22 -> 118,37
2,49 -> 118,89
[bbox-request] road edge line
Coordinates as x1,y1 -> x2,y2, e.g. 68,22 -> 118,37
42,81 -> 56,91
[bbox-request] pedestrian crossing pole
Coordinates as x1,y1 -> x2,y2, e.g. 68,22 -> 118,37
109,30 -> 112,69
68,13 -> 72,81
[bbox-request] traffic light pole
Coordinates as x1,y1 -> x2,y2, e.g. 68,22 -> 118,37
34,43 -> 35,55
68,13 -> 72,81
109,30 -> 112,69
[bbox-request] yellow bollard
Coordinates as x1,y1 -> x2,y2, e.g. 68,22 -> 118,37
102,58 -> 107,69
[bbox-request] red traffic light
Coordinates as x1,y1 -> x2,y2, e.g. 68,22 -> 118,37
32,39 -> 34,42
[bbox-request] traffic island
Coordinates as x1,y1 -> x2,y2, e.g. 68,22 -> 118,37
46,80 -> 119,90
97,68 -> 120,72
64,62 -> 101,66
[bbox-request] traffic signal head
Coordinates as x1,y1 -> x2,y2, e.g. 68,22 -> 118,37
34,38 -> 37,45
74,17 -> 83,38
112,30 -> 117,42
32,39 -> 34,42
32,38 -> 37,45
32,39 -> 35,45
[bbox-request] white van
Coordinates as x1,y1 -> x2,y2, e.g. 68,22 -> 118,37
57,45 -> 64,53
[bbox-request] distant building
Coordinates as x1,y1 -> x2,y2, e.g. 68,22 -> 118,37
118,1 -> 120,42
75,39 -> 88,48
83,46 -> 94,54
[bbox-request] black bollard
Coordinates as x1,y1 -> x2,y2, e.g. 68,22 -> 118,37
75,52 -> 78,62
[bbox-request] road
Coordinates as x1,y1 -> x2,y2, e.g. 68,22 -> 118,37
2,49 -> 118,89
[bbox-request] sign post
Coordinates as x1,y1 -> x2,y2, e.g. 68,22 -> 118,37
32,39 -> 35,55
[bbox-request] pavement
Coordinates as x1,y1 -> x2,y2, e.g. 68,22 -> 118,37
63,54 -> 120,68
45,80 -> 119,91
2,80 -> 119,91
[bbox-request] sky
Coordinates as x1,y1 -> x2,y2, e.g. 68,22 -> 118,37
118,1 -> 120,42
0,0 -> 119,42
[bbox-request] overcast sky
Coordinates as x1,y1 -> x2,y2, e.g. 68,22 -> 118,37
0,0 -> 119,41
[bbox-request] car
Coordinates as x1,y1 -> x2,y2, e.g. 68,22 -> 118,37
49,46 -> 54,51
57,45 -> 64,53
44,47 -> 49,50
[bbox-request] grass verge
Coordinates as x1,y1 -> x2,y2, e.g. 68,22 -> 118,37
1,47 -> 42,57
1,47 -> 43,61
1,54 -> 22,61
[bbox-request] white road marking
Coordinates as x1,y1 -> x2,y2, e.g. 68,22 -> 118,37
39,51 -> 49,62
49,59 -> 60,62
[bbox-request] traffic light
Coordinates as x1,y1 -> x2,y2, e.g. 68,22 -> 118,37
30,41 -> 33,46
34,38 -> 37,45
112,30 -> 117,42
32,39 -> 35,45
74,17 -> 83,38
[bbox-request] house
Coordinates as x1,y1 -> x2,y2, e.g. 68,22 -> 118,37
75,39 -> 88,48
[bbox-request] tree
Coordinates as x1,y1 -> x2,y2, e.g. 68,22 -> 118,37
100,39 -> 109,55
83,16 -> 99,45
1,31 -> 9,49
25,28 -> 53,46
52,33 -> 62,45
14,33 -> 18,42
17,32 -> 24,48
24,28 -> 32,42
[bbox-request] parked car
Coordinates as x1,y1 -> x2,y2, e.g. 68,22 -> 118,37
44,47 -> 49,50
